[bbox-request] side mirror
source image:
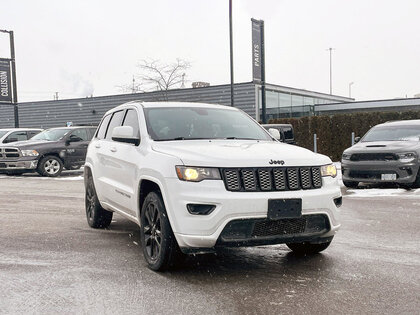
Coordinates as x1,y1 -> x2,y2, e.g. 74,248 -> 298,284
66,135 -> 82,145
354,136 -> 361,143
112,126 -> 140,145
268,128 -> 281,141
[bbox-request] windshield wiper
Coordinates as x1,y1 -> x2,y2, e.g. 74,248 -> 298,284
224,137 -> 258,140
156,137 -> 208,141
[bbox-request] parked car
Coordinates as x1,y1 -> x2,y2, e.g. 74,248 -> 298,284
0,126 -> 96,176
262,124 -> 295,144
84,101 -> 341,271
341,120 -> 420,188
0,128 -> 42,144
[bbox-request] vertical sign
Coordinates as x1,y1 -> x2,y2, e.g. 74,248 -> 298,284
251,19 -> 262,83
251,18 -> 266,123
0,58 -> 12,103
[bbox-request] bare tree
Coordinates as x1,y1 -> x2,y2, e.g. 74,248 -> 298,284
136,58 -> 191,100
116,76 -> 143,94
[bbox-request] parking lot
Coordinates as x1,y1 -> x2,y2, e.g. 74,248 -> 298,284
1,173 -> 419,314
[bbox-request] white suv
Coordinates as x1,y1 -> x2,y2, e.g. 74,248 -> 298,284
84,101 -> 341,271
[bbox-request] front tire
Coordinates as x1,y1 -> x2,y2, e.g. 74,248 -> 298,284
140,191 -> 183,271
37,155 -> 63,177
85,175 -> 113,228
286,239 -> 333,255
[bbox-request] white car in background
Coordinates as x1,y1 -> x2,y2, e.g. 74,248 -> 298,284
0,128 -> 42,144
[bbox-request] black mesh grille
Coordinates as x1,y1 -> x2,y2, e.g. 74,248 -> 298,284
222,167 -> 322,192
218,214 -> 330,243
252,218 -> 306,237
350,153 -> 398,161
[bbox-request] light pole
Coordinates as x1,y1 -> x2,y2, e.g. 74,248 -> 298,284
326,47 -> 335,95
0,29 -> 19,127
349,82 -> 354,98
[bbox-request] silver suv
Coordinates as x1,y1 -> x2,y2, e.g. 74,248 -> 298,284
341,120 -> 420,188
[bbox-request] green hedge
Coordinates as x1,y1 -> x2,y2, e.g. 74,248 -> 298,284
269,110 -> 420,161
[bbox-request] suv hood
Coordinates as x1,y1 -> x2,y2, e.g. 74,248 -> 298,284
152,140 -> 331,167
0,139 -> 58,149
345,140 -> 420,153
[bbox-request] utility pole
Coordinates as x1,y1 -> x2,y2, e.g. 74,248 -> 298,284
327,47 -> 335,95
0,29 -> 19,127
229,0 -> 234,106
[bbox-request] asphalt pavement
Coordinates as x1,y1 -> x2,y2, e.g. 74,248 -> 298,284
0,173 -> 419,314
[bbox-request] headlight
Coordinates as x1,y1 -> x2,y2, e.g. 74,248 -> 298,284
175,166 -> 221,182
321,164 -> 337,178
21,149 -> 39,157
398,152 -> 416,163
342,153 -> 351,160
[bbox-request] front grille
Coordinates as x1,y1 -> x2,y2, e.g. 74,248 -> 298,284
218,214 -> 330,243
221,167 -> 322,192
350,153 -> 398,161
252,218 -> 306,237
349,170 -> 399,180
0,148 -> 20,159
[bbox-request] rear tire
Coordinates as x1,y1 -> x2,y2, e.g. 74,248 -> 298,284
286,239 -> 332,255
37,155 -> 63,177
343,180 -> 359,188
140,191 -> 183,271
85,175 -> 113,228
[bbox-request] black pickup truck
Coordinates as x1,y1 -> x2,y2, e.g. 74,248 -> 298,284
0,126 -> 96,176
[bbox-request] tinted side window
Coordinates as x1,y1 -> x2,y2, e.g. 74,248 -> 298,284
283,127 -> 293,140
4,131 -> 28,143
28,130 -> 41,138
105,111 -> 124,140
70,129 -> 89,141
122,109 -> 140,138
96,115 -> 111,140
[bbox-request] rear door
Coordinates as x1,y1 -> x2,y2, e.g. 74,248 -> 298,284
92,110 -> 126,208
104,108 -> 141,216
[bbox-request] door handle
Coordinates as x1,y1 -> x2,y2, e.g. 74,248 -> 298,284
110,147 -> 117,152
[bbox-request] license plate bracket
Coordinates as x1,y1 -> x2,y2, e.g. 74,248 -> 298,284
268,199 -> 302,220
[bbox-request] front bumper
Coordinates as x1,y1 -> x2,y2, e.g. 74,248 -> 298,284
341,160 -> 419,184
0,159 -> 38,171
162,177 -> 341,251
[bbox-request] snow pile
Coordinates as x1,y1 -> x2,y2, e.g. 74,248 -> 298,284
345,187 -> 420,198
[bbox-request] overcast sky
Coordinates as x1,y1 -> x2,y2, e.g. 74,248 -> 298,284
1,0 -> 419,102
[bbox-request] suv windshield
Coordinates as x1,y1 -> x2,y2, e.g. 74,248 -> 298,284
31,128 -> 70,141
362,125 -> 420,142
144,107 -> 272,141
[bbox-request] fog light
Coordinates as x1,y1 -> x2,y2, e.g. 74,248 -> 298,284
187,204 -> 216,215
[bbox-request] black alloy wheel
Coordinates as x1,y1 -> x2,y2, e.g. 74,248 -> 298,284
140,191 -> 184,271
85,175 -> 113,228
143,201 -> 162,261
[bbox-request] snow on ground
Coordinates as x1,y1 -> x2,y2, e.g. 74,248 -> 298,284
345,187 -> 420,198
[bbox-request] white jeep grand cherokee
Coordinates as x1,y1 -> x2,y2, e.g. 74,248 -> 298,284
84,101 -> 341,270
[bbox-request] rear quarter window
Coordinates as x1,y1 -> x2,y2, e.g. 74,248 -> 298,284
96,115 -> 111,140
